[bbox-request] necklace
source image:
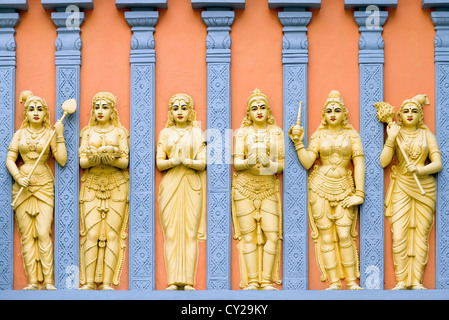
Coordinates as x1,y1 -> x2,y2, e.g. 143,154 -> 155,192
400,129 -> 422,160
173,125 -> 191,137
25,127 -> 47,159
26,126 -> 45,139
93,125 -> 115,135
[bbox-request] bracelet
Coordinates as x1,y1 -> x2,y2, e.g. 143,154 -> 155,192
56,136 -> 65,143
295,142 -> 305,151
384,138 -> 395,148
355,189 -> 365,199
14,172 -> 23,182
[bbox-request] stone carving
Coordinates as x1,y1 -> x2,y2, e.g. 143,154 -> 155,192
289,90 -> 365,290
79,92 -> 130,290
232,89 -> 284,290
6,90 -> 72,290
156,93 -> 207,291
376,95 -> 442,290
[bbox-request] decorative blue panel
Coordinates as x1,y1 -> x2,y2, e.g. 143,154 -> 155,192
268,0 -> 321,9
115,0 -> 167,9
277,9 -> 312,290
431,10 -> 449,290
353,9 -> 388,289
192,0 -> 244,9
344,0 -> 397,9
46,6 -> 88,290
422,0 -> 449,9
201,8 -> 235,290
0,11 -> 20,290
120,6 -> 162,291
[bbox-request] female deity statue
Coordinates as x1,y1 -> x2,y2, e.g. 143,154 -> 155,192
288,90 -> 365,290
79,92 -> 130,290
6,90 -> 67,290
378,94 -> 442,290
156,93 -> 206,291
232,89 -> 284,290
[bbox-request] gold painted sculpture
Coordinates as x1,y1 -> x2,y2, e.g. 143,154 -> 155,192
232,89 -> 284,290
6,90 -> 70,290
156,93 -> 206,291
288,90 -> 364,290
79,92 -> 130,290
376,95 -> 442,290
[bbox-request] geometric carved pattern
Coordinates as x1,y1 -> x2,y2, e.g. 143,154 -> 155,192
129,63 -> 156,290
354,9 -> 388,289
0,11 -> 20,290
51,8 -> 86,289
202,9 -> 235,290
279,7 -> 312,290
124,9 -> 160,290
0,66 -> 15,290
358,64 -> 385,289
432,10 -> 449,289
54,65 -> 80,290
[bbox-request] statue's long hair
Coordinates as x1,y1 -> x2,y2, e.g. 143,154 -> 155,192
166,93 -> 198,128
82,91 -> 129,135
240,88 -> 276,128
19,90 -> 51,130
397,94 -> 430,130
317,90 -> 354,131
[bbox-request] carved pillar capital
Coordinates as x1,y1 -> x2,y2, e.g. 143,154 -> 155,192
353,10 -> 388,64
42,1 -> 91,65
432,11 -> 449,62
278,10 -> 312,64
124,10 -> 159,63
201,10 -> 235,63
0,12 -> 19,66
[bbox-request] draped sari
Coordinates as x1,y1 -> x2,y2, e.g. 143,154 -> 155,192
157,126 -> 206,287
385,128 -> 440,287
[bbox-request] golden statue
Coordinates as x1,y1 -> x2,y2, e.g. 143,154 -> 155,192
376,94 -> 442,290
232,89 -> 284,290
79,92 -> 130,290
156,93 -> 206,291
288,90 -> 364,290
6,90 -> 72,290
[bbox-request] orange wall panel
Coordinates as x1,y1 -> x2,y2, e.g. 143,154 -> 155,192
154,0 -> 207,290
383,0 -> 436,290
307,0 -> 360,290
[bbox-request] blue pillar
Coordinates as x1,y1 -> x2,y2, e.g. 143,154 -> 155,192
0,0 -> 27,290
41,0 -> 92,290
116,0 -> 167,291
346,0 -> 396,289
193,0 -> 244,290
424,0 -> 449,290
269,0 -> 320,291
